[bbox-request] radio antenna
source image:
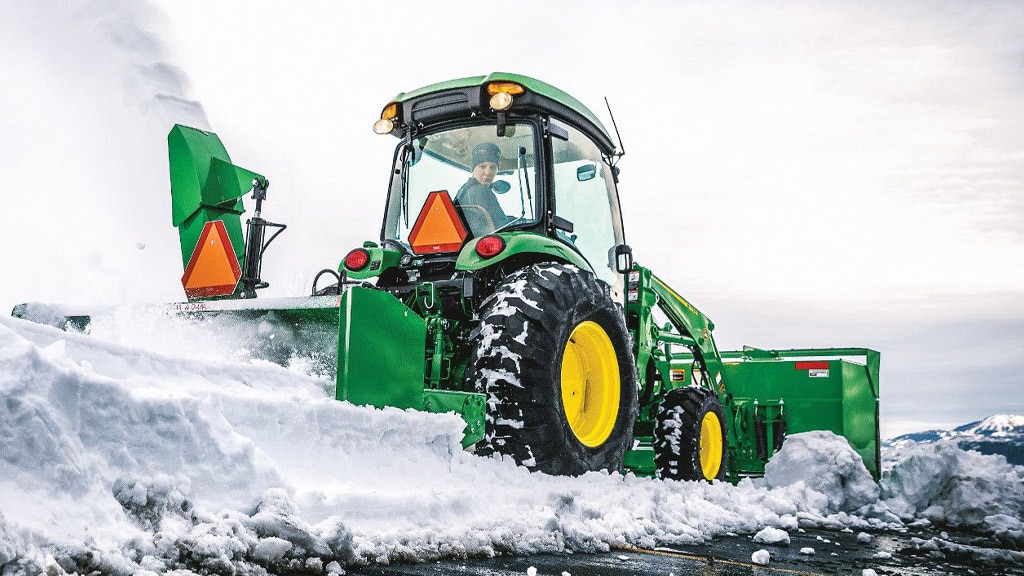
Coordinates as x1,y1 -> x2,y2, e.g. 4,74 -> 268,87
604,97 -> 626,164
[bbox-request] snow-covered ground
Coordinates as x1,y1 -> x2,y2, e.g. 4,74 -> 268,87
1,311 -> 1022,575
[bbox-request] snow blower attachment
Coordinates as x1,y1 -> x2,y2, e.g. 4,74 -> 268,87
164,124 -> 341,371
168,125 -> 286,300
13,73 -> 880,481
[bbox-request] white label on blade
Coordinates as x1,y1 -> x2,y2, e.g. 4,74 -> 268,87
808,368 -> 829,378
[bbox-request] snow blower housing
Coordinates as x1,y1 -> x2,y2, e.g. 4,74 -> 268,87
14,73 -> 880,482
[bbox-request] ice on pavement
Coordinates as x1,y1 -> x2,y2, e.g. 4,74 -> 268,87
0,313 -> 1022,574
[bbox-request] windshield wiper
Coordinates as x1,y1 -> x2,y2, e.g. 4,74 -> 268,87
517,146 -> 533,220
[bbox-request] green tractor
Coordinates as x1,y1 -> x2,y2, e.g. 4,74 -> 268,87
16,73 -> 880,482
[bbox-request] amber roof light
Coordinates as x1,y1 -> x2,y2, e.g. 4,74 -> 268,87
373,102 -> 399,134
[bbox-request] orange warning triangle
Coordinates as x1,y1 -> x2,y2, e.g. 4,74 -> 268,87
408,190 -> 468,254
181,220 -> 242,299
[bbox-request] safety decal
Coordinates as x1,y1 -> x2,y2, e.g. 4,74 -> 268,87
180,220 -> 241,298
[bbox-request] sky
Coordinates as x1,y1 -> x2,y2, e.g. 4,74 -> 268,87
1,0 -> 1023,437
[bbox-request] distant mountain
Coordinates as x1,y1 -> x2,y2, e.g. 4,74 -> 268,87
887,414 -> 1024,466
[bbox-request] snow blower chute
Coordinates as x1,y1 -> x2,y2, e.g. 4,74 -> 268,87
13,73 -> 880,481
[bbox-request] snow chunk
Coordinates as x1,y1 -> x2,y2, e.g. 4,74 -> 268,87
253,537 -> 293,563
753,526 -> 790,545
765,431 -> 879,513
112,474 -> 192,530
250,488 -> 339,557
799,547 -> 815,555
751,549 -> 770,565
985,514 -> 1024,546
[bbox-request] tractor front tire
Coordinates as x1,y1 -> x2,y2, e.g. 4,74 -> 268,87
654,386 -> 728,482
466,263 -> 638,476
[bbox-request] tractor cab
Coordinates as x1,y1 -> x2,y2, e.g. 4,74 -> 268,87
356,74 -> 630,301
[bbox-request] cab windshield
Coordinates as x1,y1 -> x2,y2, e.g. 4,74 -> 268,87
383,123 -> 539,249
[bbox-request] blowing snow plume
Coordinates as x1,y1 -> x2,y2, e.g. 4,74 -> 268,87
0,1 -> 211,311
83,0 -> 209,129
3,1 -> 209,128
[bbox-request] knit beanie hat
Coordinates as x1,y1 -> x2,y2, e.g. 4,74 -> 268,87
471,142 -> 501,167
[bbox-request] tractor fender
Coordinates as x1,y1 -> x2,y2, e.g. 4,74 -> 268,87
456,232 -> 592,273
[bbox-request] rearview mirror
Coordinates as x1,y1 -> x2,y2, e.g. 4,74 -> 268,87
577,164 -> 597,182
491,180 -> 511,194
613,244 -> 633,274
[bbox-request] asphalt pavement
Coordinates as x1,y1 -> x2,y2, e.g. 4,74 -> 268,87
348,525 -> 1024,576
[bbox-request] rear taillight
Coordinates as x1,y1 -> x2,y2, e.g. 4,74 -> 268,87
475,235 -> 505,259
344,248 -> 371,271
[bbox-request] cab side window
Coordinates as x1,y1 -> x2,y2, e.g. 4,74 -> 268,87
550,124 -> 625,288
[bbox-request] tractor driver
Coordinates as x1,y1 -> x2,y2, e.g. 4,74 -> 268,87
454,142 -> 513,234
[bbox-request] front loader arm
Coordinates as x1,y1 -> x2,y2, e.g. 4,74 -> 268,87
626,265 -> 881,480
627,266 -> 728,397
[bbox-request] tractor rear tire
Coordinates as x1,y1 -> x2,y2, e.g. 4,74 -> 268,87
466,262 -> 638,476
654,386 -> 728,482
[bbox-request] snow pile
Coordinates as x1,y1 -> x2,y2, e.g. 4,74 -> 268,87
764,430 -> 879,514
0,313 -> 1022,574
880,441 -> 1024,535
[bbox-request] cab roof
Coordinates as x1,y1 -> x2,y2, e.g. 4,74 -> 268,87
387,72 -> 617,155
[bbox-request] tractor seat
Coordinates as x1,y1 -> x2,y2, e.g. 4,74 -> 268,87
457,204 -> 496,236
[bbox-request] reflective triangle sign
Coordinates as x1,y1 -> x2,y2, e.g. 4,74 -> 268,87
408,190 -> 468,255
181,220 -> 242,299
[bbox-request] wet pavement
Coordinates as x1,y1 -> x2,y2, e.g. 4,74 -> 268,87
348,526 -> 1024,576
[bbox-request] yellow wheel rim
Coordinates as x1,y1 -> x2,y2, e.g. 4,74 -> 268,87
560,321 -> 620,447
699,411 -> 724,480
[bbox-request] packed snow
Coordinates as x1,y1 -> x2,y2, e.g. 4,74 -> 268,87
1,311 -> 1022,575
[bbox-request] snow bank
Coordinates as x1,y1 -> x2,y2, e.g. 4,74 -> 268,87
0,314 -> 1022,574
880,441 -> 1024,531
